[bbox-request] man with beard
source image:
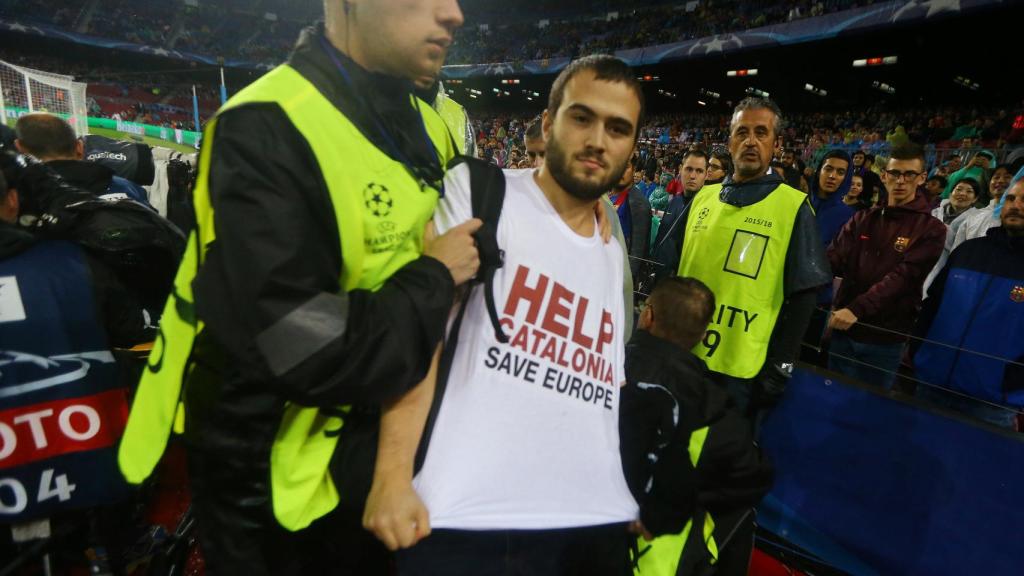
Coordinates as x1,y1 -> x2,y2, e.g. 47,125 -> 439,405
651,97 -> 830,421
365,55 -> 642,574
913,178 -> 1024,429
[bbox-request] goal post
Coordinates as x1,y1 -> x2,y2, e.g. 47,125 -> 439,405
0,59 -> 89,137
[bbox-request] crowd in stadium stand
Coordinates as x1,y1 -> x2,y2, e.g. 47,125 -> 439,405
3,0 -> 877,66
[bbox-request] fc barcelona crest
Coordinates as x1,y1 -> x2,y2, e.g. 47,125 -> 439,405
1011,286 -> 1024,303
893,236 -> 910,253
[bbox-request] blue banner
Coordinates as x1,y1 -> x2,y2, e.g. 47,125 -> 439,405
759,368 -> 1024,575
0,18 -> 273,71
441,0 -> 1003,78
0,0 -> 1007,79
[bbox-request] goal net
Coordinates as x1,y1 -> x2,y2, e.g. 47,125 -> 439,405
0,59 -> 89,137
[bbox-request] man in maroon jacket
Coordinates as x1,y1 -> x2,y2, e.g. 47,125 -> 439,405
826,143 -> 946,389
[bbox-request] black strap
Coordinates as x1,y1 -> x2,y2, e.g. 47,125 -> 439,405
414,155 -> 508,472
462,156 -> 509,344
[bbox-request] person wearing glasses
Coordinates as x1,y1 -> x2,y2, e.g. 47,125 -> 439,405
826,143 -> 946,389
706,149 -> 733,186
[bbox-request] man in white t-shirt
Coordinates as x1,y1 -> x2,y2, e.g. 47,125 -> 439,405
363,55 -> 645,575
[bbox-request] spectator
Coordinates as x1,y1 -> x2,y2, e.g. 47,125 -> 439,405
622,277 -> 773,576
826,143 -> 946,389
649,171 -> 673,212
943,149 -> 994,199
924,174 -> 947,207
843,173 -> 872,211
912,178 -> 1024,429
523,115 -> 544,168
14,113 -> 150,206
809,150 -> 855,249
609,162 -> 652,283
706,149 -> 732,186
951,164 -> 1015,246
932,177 -> 981,225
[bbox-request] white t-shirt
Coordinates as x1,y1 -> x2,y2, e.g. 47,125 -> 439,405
413,165 -> 639,530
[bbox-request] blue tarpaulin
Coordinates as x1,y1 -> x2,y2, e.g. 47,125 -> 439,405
759,368 -> 1024,575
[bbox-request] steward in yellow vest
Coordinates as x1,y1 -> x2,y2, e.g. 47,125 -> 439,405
418,80 -> 476,157
622,277 -> 773,576
649,98 -> 831,420
117,5 -> 473,573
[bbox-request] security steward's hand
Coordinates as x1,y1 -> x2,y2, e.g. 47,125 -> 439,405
748,362 -> 791,417
363,477 -> 431,551
423,218 -> 482,286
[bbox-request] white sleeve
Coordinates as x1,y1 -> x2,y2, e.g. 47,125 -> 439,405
434,162 -> 473,235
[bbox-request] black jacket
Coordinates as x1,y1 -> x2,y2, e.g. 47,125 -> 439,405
0,222 -> 147,348
620,330 -> 773,536
184,26 -> 455,457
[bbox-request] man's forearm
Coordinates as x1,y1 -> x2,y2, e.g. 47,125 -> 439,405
373,345 -> 441,484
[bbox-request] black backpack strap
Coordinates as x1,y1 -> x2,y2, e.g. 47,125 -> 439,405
414,155 -> 508,472
462,156 -> 509,344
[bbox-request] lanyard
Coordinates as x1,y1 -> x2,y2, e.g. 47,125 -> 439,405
318,35 -> 444,196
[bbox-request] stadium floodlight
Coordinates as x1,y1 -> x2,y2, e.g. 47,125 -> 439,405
954,76 -> 980,91
871,81 -> 895,94
700,88 -> 721,99
469,94 -> 478,99
532,92 -> 540,97
727,69 -> 758,77
492,88 -> 500,93
854,56 -> 897,67
744,87 -> 770,98
0,59 -> 88,137
697,100 -> 707,106
804,83 -> 827,97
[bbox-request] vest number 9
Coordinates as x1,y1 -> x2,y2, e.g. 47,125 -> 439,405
703,329 -> 721,358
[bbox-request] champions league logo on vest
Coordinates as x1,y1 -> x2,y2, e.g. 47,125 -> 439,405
364,182 -> 393,218
1011,286 -> 1024,303
362,182 -> 413,254
483,264 -> 618,411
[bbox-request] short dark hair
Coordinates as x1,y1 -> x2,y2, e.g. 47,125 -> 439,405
15,113 -> 78,159
681,145 -> 708,166
710,149 -> 733,175
927,175 -> 948,189
853,150 -> 866,157
992,163 -> 1012,176
525,115 -> 543,141
952,177 -> 981,197
647,276 -> 715,349
547,54 -> 644,139
888,142 -> 926,168
731,97 -> 785,135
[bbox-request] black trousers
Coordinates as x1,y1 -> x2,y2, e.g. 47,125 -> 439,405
395,523 -> 632,576
187,449 -> 390,576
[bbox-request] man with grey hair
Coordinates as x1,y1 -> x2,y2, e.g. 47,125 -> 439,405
650,97 -> 830,422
